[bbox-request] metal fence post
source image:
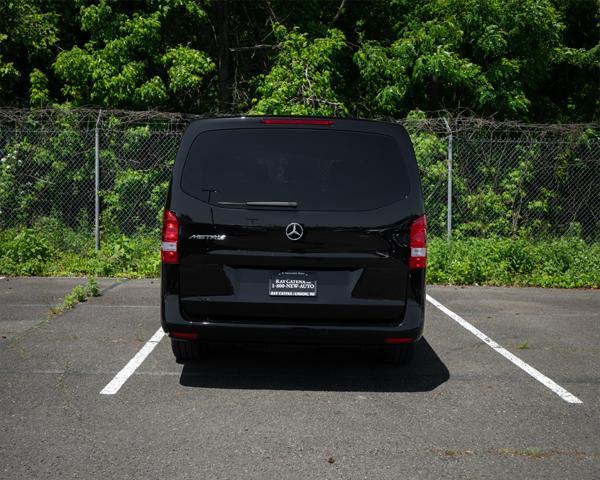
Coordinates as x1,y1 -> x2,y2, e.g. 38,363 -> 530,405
94,109 -> 102,251
443,118 -> 453,242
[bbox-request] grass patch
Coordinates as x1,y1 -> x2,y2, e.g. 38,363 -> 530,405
0,222 -> 159,278
428,236 -> 600,288
49,277 -> 101,317
516,341 -> 530,350
499,447 -> 547,459
49,234 -> 160,278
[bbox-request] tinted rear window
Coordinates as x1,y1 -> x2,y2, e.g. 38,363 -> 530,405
181,128 -> 409,211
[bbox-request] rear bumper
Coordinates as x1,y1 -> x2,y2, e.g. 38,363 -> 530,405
161,294 -> 425,345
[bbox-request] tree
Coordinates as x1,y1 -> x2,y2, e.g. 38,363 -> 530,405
53,0 -> 216,111
0,0 -> 596,121
250,24 -> 349,116
0,0 -> 60,105
546,0 -> 599,121
353,0 -> 569,120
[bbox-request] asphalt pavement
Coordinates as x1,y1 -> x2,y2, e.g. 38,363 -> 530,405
1,276 -> 599,479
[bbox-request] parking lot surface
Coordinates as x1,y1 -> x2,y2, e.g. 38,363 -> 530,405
1,277 -> 599,479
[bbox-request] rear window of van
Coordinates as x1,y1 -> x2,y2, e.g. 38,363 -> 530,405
181,128 -> 409,211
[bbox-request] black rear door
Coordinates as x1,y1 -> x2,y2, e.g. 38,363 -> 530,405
171,118 -> 423,324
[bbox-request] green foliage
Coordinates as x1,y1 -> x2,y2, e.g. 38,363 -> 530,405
0,0 -> 597,120
405,110 -> 449,235
0,228 -> 53,275
53,0 -> 214,111
0,221 -> 160,279
354,0 -> 566,119
428,236 -> 600,288
162,46 -> 215,94
449,131 -> 600,239
0,33 -> 19,85
97,235 -> 137,275
68,284 -> 87,303
0,0 -> 60,105
34,217 -> 92,253
98,235 -> 159,277
51,233 -> 160,279
102,168 -> 165,234
98,125 -> 173,234
86,277 -> 100,297
251,25 -> 349,116
29,69 -> 50,107
0,119 -> 95,230
457,151 -> 540,237
49,277 -> 101,316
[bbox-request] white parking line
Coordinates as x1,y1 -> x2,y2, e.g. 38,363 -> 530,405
426,294 -> 582,404
100,328 -> 165,395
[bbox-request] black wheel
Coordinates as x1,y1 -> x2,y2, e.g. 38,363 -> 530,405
171,338 -> 204,363
382,343 -> 415,365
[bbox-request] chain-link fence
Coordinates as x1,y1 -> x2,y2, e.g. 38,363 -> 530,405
0,108 -> 598,249
402,118 -> 600,240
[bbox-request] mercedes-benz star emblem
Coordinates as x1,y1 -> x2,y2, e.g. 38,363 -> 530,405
285,222 -> 304,241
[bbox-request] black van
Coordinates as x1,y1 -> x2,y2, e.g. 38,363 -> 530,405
161,117 -> 426,364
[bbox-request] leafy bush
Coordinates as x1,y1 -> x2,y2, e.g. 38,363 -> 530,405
428,236 -> 600,288
46,234 -> 159,278
49,277 -> 101,316
102,168 -> 167,234
0,125 -> 95,230
0,228 -> 54,275
0,221 -> 160,278
67,285 -> 87,303
86,276 -> 100,297
34,216 -> 92,253
95,234 -> 159,277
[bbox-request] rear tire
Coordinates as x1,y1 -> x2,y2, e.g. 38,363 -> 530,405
171,338 -> 204,363
382,343 -> 415,365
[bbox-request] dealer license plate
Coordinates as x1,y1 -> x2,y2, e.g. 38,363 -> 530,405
269,272 -> 317,297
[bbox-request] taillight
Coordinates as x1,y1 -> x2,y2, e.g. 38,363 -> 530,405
161,209 -> 179,264
409,215 -> 427,269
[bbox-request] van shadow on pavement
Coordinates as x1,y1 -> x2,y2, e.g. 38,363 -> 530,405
179,337 -> 449,392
